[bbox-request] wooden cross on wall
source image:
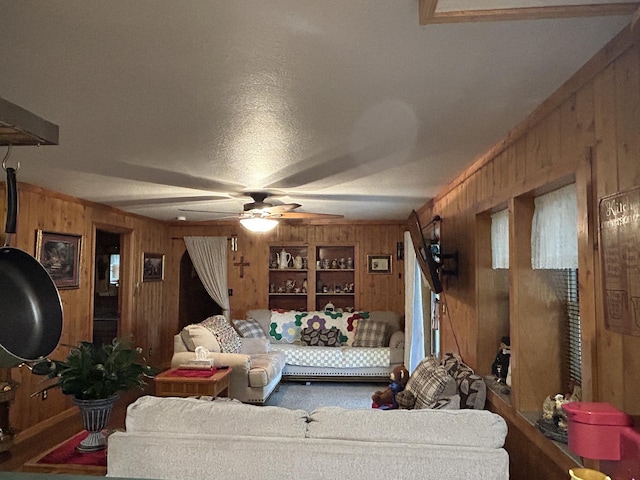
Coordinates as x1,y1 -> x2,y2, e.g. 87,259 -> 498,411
233,256 -> 250,278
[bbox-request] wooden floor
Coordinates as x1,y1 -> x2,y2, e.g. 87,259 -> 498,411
0,388 -> 147,473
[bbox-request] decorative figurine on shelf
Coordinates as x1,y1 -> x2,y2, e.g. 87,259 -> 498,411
536,380 -> 582,443
491,336 -> 510,383
371,365 -> 410,410
323,302 -> 335,312
301,278 -> 308,293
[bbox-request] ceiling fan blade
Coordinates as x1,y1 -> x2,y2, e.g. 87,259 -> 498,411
109,195 -> 230,208
178,208 -> 239,218
263,203 -> 301,214
279,212 -> 344,219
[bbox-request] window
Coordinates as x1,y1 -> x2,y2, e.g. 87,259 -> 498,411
491,209 -> 509,269
532,184 -> 581,386
109,254 -> 120,285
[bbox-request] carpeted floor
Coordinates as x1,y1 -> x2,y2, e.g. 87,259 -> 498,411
264,381 -> 387,411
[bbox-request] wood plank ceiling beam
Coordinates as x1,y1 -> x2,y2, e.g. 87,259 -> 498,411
419,1 -> 640,25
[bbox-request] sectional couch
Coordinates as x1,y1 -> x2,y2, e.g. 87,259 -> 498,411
244,309 -> 404,381
107,395 -> 509,480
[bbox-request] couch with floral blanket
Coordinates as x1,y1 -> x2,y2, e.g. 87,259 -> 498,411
235,309 -> 405,381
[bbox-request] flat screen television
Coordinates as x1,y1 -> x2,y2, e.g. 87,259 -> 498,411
408,210 -> 443,294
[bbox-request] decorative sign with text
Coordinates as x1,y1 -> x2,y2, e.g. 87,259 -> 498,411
598,186 -> 640,336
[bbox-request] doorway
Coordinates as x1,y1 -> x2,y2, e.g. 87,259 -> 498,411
93,230 -> 121,345
178,251 -> 222,330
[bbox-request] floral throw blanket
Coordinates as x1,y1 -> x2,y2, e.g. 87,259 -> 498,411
268,310 -> 370,346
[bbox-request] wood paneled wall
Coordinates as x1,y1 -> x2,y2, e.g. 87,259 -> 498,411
0,180 -> 405,440
166,221 -> 406,324
418,20 -> 640,479
0,182 -> 172,438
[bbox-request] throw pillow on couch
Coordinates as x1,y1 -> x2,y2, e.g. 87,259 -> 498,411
300,327 -> 342,347
233,318 -> 268,339
397,356 -> 457,409
180,316 -> 242,354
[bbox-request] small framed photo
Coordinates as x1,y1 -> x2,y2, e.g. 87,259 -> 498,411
142,253 -> 164,282
36,230 -> 82,289
367,254 -> 392,274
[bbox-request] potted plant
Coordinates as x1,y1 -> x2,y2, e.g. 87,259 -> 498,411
47,337 -> 157,452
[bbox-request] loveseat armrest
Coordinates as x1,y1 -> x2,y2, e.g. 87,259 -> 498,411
389,330 -> 405,349
240,338 -> 270,354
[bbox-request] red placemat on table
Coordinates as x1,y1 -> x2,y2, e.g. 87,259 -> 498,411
169,367 -> 218,378
37,431 -> 107,467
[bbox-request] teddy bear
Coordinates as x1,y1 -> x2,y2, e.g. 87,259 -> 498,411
372,364 -> 410,409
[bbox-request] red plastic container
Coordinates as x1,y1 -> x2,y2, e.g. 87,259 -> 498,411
563,402 -> 634,461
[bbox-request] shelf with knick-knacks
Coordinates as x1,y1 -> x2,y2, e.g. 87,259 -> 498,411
315,245 -> 355,311
268,245 -> 309,311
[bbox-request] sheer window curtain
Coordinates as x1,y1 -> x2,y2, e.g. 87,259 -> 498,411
531,184 -> 578,269
491,209 -> 509,269
404,231 -> 425,373
184,236 -> 231,318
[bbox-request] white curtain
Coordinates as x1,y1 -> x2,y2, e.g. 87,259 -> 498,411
184,236 -> 230,318
404,231 -> 425,373
531,184 -> 578,269
491,209 -> 509,269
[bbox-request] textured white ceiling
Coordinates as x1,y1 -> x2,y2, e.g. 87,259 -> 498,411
0,1 -> 633,221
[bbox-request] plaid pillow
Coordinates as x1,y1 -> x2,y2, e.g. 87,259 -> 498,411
352,320 -> 388,347
233,318 -> 267,339
398,357 -> 456,409
300,327 -> 342,347
200,315 -> 241,354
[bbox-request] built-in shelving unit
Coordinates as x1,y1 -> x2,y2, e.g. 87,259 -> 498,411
268,243 -> 356,312
315,245 -> 355,311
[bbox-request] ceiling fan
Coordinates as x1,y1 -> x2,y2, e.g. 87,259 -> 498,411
180,192 -> 344,232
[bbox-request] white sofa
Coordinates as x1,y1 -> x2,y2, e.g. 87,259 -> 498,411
172,324 -> 285,404
246,309 -> 405,381
107,396 -> 509,480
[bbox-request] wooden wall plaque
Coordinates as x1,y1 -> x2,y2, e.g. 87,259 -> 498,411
598,186 -> 640,336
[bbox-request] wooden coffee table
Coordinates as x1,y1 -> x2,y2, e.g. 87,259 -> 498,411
154,367 -> 232,398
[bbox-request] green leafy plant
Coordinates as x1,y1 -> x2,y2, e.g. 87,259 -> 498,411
47,337 -> 157,400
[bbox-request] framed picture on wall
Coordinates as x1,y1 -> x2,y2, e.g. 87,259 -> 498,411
367,254 -> 392,274
36,230 -> 82,289
142,252 -> 164,282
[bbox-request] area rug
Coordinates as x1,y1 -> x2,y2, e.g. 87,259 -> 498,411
30,431 -> 106,467
264,381 -> 387,411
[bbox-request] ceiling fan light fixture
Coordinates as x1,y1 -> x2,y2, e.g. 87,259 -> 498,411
240,216 -> 278,233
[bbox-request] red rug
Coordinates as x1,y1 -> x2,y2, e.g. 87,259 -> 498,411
36,431 -> 107,467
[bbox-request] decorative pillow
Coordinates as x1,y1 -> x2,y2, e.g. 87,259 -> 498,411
180,324 -> 221,353
200,315 -> 241,354
233,318 -> 267,339
300,327 -> 342,347
352,320 -> 388,347
341,311 -> 370,346
302,312 -> 348,344
428,394 -> 461,410
439,352 -> 487,409
397,356 -> 456,409
453,366 -> 486,410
